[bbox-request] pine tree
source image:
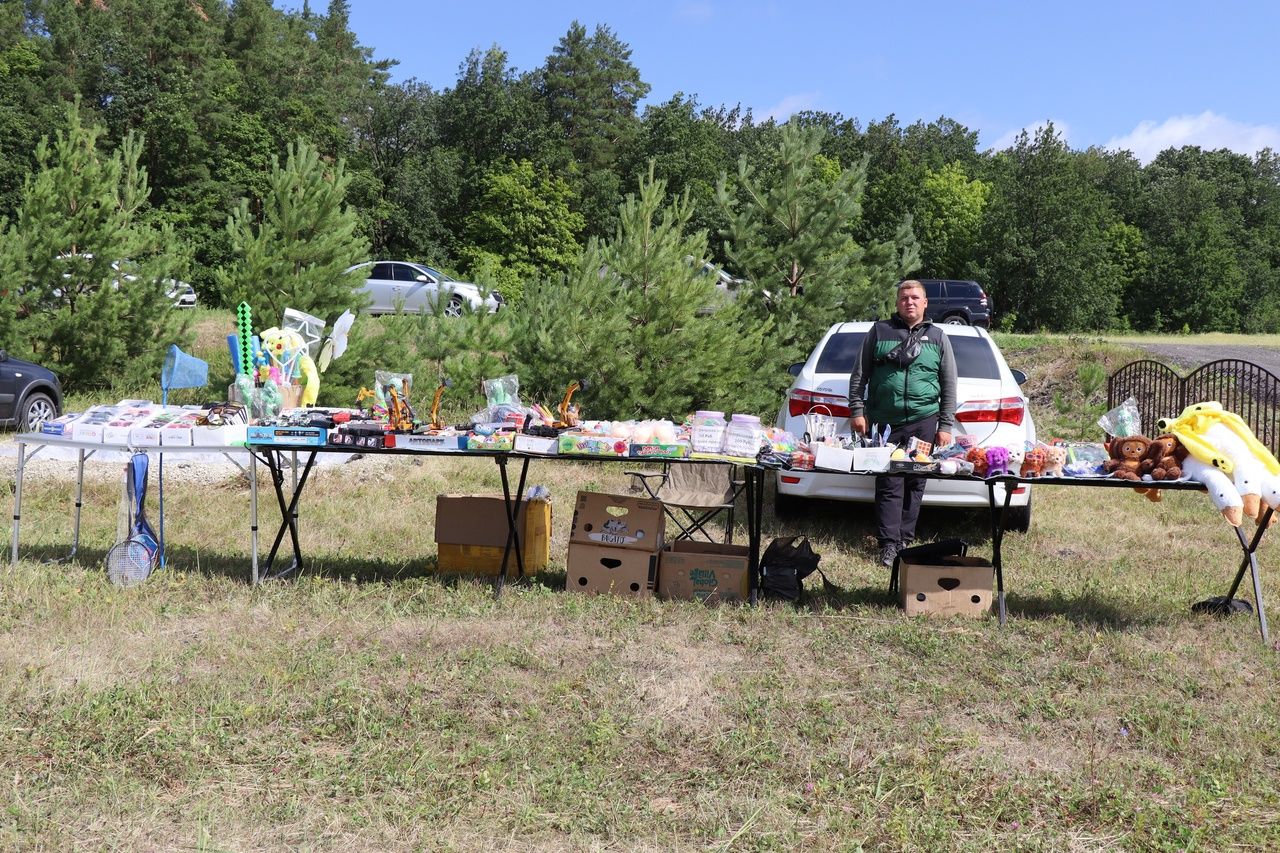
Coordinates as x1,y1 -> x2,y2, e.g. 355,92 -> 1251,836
511,165 -> 772,419
219,137 -> 370,327
6,102 -> 190,391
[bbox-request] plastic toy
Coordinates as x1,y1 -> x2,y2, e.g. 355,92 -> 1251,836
260,326 -> 319,406
1157,401 -> 1280,525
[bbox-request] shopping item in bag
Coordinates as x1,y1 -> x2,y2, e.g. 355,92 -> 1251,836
760,536 -> 836,601
803,406 -> 838,444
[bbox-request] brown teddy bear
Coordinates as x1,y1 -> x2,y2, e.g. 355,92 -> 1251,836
1141,433 -> 1185,481
1103,435 -> 1150,481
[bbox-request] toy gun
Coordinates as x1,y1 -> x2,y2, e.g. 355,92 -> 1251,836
427,378 -> 452,430
554,379 -> 587,430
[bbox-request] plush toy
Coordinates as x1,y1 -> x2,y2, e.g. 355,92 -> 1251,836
1141,434 -> 1184,481
985,446 -> 1011,477
1103,435 -> 1150,481
1020,446 -> 1046,478
260,326 -> 320,407
1005,445 -> 1025,476
1157,401 -> 1280,526
1043,446 -> 1067,478
966,446 -> 988,477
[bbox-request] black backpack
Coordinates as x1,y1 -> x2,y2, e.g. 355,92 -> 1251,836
760,536 -> 837,602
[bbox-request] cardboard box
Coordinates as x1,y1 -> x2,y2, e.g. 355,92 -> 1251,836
658,541 -> 750,604
852,447 -> 893,472
629,442 -> 690,459
435,494 -> 551,575
558,434 -> 630,457
889,460 -> 939,474
467,433 -> 514,451
397,432 -> 467,452
813,443 -> 855,472
513,434 -> 560,455
570,491 -> 665,552
898,555 -> 993,617
565,543 -> 657,597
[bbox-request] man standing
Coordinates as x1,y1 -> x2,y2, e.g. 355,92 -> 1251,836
849,280 -> 957,567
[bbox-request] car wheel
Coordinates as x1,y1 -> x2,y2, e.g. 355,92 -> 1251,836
943,313 -> 969,325
1004,494 -> 1032,533
19,392 -> 57,432
443,296 -> 465,318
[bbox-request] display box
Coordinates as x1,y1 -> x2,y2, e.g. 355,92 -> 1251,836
191,424 -> 246,447
628,442 -> 691,459
658,541 -> 750,604
513,434 -> 560,455
435,494 -> 551,576
40,411 -> 88,437
397,432 -> 467,452
565,543 -> 657,598
558,434 -> 630,457
852,447 -> 893,472
467,432 -> 514,452
813,443 -> 854,472
889,460 -> 939,474
245,425 -> 327,446
898,555 -> 993,617
570,491 -> 665,552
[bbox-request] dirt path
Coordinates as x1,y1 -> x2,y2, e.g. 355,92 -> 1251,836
1132,343 -> 1280,376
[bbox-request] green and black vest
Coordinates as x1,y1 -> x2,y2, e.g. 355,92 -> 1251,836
863,319 -> 948,426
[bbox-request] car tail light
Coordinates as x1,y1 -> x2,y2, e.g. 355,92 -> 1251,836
954,396 -> 1026,426
787,388 -> 851,418
780,475 -> 802,484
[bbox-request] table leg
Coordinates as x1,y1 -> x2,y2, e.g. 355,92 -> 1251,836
262,450 -> 316,580
69,448 -> 85,561
987,480 -> 1014,626
250,450 -> 260,585
746,467 -> 763,605
495,455 -> 530,598
1216,508 -> 1272,644
10,441 -> 26,565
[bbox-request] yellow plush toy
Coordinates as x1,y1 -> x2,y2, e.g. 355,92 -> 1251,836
259,326 -> 320,407
1157,401 -> 1280,525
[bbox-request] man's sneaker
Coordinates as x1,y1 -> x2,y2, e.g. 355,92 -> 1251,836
879,542 -> 900,567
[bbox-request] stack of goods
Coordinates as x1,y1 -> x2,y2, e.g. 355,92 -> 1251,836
42,401 -> 249,447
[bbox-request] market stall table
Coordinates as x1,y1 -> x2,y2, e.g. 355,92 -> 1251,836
245,441 -> 768,595
9,432 -> 253,565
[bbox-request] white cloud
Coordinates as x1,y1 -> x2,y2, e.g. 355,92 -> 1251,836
987,119 -> 1071,153
760,92 -> 821,122
1105,111 -> 1280,163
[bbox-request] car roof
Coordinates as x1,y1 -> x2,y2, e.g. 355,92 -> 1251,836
829,320 -> 986,339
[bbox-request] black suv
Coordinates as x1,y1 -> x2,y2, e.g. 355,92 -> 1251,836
919,279 -> 992,328
0,351 -> 62,431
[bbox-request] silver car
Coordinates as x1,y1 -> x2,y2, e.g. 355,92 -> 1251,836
346,261 -> 503,317
775,321 -> 1035,531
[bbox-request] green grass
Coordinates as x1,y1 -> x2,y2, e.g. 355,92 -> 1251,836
4,336 -> 1280,849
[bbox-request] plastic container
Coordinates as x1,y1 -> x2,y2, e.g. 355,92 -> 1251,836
689,410 -> 727,453
724,413 -> 766,458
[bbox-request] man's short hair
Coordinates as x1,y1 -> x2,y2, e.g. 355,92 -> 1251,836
897,279 -> 925,295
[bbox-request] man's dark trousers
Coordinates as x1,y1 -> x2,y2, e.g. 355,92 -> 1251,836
874,414 -> 939,546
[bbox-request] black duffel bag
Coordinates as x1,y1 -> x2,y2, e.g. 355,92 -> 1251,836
760,536 -> 837,602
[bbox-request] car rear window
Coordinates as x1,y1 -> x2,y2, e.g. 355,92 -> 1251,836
815,332 -> 866,373
950,336 -> 1001,379
816,330 -> 1002,380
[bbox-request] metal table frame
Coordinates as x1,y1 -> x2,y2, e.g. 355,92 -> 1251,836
9,433 -> 250,565
246,443 -> 769,598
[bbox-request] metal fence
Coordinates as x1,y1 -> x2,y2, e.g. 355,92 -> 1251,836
1107,359 -> 1280,454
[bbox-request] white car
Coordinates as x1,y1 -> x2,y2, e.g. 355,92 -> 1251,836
346,261 -> 503,317
775,321 -> 1035,531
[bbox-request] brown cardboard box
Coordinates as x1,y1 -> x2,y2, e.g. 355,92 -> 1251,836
435,495 -> 551,575
898,555 -> 993,617
658,541 -> 750,604
569,491 -> 665,552
565,543 -> 658,597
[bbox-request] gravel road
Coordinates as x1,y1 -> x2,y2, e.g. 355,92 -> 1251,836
1133,343 -> 1280,376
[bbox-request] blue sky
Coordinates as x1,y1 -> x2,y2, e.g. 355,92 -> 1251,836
345,1 -> 1280,163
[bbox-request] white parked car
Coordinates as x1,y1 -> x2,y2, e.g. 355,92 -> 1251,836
346,261 -> 503,317
775,321 -> 1035,531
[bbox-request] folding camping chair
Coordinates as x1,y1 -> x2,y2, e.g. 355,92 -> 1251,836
626,462 -> 745,544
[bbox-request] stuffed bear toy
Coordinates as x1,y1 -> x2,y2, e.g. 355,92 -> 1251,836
984,446 -> 1011,477
1043,446 -> 1067,477
966,446 -> 988,477
1103,435 -> 1150,481
1020,446 -> 1046,478
1141,434 -> 1184,481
